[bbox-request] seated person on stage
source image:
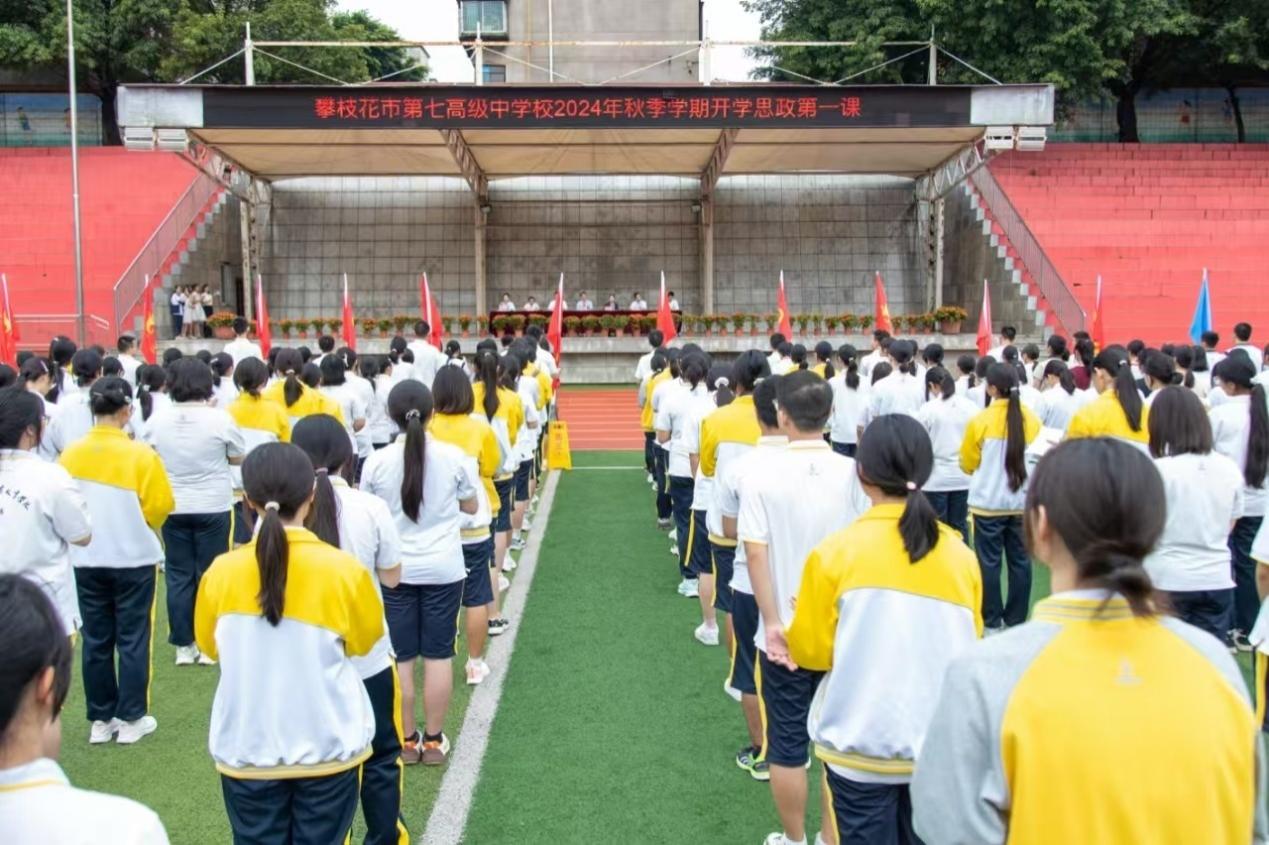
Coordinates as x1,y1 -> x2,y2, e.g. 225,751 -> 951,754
630,292 -> 649,311
576,291 -> 595,311
497,293 -> 517,311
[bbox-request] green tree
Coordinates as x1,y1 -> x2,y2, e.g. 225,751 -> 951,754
0,0 -> 426,146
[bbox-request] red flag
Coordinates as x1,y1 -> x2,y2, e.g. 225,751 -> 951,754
656,271 -> 678,342
140,275 -> 157,364
976,279 -> 993,356
0,273 -> 18,366
419,273 -> 443,349
1090,274 -> 1105,353
873,271 -> 893,334
547,272 -> 565,364
254,274 -> 272,358
341,273 -> 356,351
775,270 -> 793,337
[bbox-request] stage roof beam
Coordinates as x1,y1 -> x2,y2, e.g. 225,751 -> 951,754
700,127 -> 738,201
441,128 -> 488,205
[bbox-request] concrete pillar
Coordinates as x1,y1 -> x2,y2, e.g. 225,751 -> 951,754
934,197 -> 946,308
701,197 -> 715,315
474,204 -> 488,316
240,198 -> 254,323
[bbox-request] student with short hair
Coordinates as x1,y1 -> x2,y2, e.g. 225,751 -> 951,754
0,575 -> 170,843
788,414 -> 981,843
149,358 -> 247,666
314,334 -> 336,365
407,321 -> 447,389
828,344 -> 865,457
1066,345 -> 1149,450
223,316 -> 263,365
766,333 -> 788,373
918,366 -> 978,542
114,334 -> 142,387
859,330 -> 889,381
1209,355 -> 1269,649
739,371 -> 871,845
428,366 -> 502,685
196,443 -> 385,843
60,378 -> 174,746
1232,322 -> 1263,369
360,381 -> 479,766
913,438 -> 1266,845
986,325 -> 1016,362
291,415 -> 408,845
0,389 -> 92,636
1144,386 -> 1244,642
633,328 -> 665,390
960,363 -> 1041,632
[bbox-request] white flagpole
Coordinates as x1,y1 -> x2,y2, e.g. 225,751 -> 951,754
66,0 -> 85,345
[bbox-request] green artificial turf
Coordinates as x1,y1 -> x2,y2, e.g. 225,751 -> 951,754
58,578 -> 476,844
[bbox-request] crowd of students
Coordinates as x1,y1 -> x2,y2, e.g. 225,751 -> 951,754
0,320 -> 559,843
636,323 -> 1269,844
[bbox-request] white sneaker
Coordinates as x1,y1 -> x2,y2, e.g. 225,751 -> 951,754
90,719 -> 120,744
510,537 -> 526,552
197,651 -> 217,666
682,579 -> 699,598
174,645 -> 199,666
502,556 -> 518,572
676,579 -> 692,596
499,575 -> 511,593
522,517 -> 533,531
116,715 -> 157,745
646,473 -> 654,484
724,681 -> 742,702
764,834 -> 806,845
694,623 -> 720,646
465,659 -> 491,686
668,527 -> 678,543
671,544 -> 680,557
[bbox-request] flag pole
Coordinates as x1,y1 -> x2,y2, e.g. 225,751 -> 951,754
66,0 -> 86,345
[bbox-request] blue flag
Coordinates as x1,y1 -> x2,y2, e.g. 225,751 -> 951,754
1188,269 -> 1212,344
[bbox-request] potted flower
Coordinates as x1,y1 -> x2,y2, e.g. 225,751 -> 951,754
509,314 -> 527,336
392,315 -> 410,336
328,317 -> 343,338
858,315 -> 874,330
642,315 -> 658,334
599,315 -> 618,337
207,311 -> 237,340
810,313 -> 823,334
564,316 -> 581,336
440,316 -> 453,335
841,313 -> 857,333
359,318 -> 376,338
744,313 -> 756,336
294,318 -> 310,339
934,305 -> 967,334
824,315 -> 840,334
795,313 -> 810,335
458,314 -> 473,337
581,315 -> 601,336
477,315 -> 490,336
492,315 -> 510,336
729,312 -> 745,336
279,318 -> 294,338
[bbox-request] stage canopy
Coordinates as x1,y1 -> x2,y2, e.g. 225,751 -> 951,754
117,83 -> 1053,182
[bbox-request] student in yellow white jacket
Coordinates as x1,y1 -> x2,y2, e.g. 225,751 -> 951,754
1065,344 -> 1150,450
196,443 -> 384,843
60,378 -> 174,747
472,349 -> 524,632
914,438 -> 1267,844
787,414 -> 981,843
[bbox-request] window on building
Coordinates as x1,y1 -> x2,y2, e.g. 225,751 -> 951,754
460,1 -> 508,36
482,64 -> 507,84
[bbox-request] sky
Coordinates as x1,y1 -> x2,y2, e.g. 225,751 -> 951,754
335,0 -> 762,82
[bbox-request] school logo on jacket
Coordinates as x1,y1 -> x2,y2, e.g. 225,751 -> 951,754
1116,659 -> 1142,687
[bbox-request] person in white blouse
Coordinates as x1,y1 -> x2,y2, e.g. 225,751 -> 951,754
523,296 -> 541,311
602,295 -> 619,311
629,293 -> 649,311
863,340 -> 924,430
1230,322 -> 1264,370
360,380 -> 479,766
147,358 -> 246,666
575,291 -> 595,310
1034,360 -> 1086,430
407,321 -> 447,389
222,317 -> 263,365
0,391 -> 92,636
114,335 -> 143,387
318,356 -> 368,459
45,349 -> 144,459
0,576 -> 170,844
497,292 -> 517,311
667,291 -> 681,311
916,366 -> 978,541
828,345 -> 867,457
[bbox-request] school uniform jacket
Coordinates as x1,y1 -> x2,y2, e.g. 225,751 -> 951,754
1065,389 -> 1149,450
641,370 -> 671,433
195,527 -> 383,779
263,381 -> 345,427
700,394 -> 760,546
0,759 -> 169,844
59,426 -> 174,569
912,592 -> 1267,845
960,399 -> 1041,515
472,383 -> 524,479
788,505 -> 982,783
430,412 -> 501,543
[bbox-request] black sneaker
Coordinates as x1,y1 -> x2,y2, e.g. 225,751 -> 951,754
488,617 -> 511,637
1231,630 -> 1253,653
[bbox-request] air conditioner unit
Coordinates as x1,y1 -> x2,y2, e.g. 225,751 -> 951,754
122,126 -> 155,151
1016,126 -> 1047,152
984,126 -> 1016,152
155,128 -> 189,153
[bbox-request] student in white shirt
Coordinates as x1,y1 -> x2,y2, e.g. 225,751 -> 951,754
114,334 -> 143,387
953,353 -> 976,397
575,291 -> 595,310
1035,359 -> 1084,430
319,356 -> 368,458
47,336 -> 78,405
859,330 -> 890,381
223,316 -> 263,365
44,349 -> 117,458
668,291 -> 681,311
1208,356 -> 1269,649
407,321 -> 447,389
497,292 -> 517,311
1144,387 -> 1244,642
1141,350 -> 1179,405
864,339 -> 924,428
337,348 -> 377,468
738,371 -> 871,845
0,576 -> 170,844
292,415 -> 407,845
828,344 -> 866,457
361,380 -> 479,767
633,329 -> 666,384
148,358 -> 247,666
362,358 -> 397,449
918,367 -> 979,542
985,325 -> 1017,363
1231,322 -> 1264,370
387,337 -> 415,384
210,352 -> 238,410
0,390 -> 92,636
629,292 -> 648,311
650,349 -> 685,548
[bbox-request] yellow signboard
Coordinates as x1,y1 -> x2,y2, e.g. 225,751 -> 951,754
546,421 -> 572,471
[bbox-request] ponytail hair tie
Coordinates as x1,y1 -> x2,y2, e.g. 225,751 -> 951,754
905,481 -> 917,492
1009,385 -> 1020,395
315,467 -> 329,476
716,376 -> 730,388
285,369 -> 296,376
405,409 -> 422,421
264,501 -> 280,512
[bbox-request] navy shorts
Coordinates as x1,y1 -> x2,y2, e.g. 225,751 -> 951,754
729,590 -> 760,696
514,460 -> 533,503
687,510 -> 712,578
232,500 -> 253,546
382,580 -> 463,661
493,478 -> 514,533
462,539 -> 495,608
711,542 -> 736,614
758,650 -> 824,767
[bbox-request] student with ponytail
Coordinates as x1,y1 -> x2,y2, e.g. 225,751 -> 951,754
59,377 -> 174,746
828,344 -> 865,457
195,443 -> 385,843
361,381 -> 479,767
291,415 -> 408,845
811,341 -> 835,380
1066,345 -> 1149,449
209,352 -> 237,409
961,362 -> 1041,632
914,438 -> 1264,845
917,366 -> 978,541
44,348 -> 109,457
263,348 -> 346,426
658,351 -> 714,606
787,414 -> 981,843
226,358 -> 291,547
134,363 -> 171,426
475,352 -> 524,633
1210,355 -> 1269,648
1035,359 -> 1084,430
642,349 -> 673,516
865,339 -> 924,424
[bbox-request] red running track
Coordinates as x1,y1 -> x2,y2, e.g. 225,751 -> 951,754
556,388 -> 644,451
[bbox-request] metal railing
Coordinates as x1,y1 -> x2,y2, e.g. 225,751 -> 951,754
969,164 -> 1084,335
112,172 -> 222,333
18,313 -> 112,349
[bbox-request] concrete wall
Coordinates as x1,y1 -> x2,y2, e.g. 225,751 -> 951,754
486,0 -> 700,83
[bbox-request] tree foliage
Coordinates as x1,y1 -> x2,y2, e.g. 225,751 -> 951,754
0,0 -> 427,145
743,0 -> 1267,141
